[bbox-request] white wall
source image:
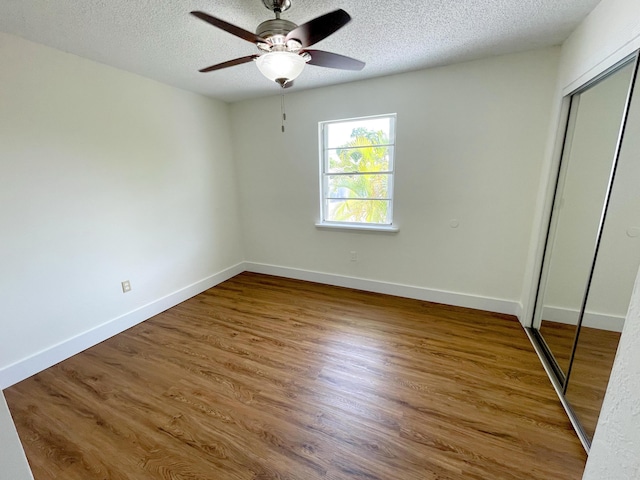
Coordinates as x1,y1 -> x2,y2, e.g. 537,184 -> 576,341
0,392 -> 32,480
231,48 -> 560,315
0,32 -> 245,387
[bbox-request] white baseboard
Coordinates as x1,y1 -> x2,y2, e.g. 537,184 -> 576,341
541,306 -> 625,332
1,261 -> 524,389
0,263 -> 244,389
244,262 -> 521,318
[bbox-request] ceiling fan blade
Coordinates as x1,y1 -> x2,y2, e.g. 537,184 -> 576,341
305,50 -> 365,71
285,9 -> 351,48
191,11 -> 267,44
199,55 -> 258,73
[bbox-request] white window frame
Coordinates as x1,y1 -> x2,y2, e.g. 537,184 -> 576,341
317,113 -> 398,232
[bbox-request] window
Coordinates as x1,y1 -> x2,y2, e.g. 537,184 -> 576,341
319,114 -> 397,229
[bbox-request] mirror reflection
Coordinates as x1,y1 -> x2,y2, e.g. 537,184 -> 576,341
534,61 -> 635,376
564,74 -> 640,439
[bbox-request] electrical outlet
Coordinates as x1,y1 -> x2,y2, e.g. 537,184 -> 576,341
350,251 -> 358,262
121,280 -> 131,293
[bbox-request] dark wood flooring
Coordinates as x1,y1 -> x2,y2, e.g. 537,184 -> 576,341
5,273 -> 587,479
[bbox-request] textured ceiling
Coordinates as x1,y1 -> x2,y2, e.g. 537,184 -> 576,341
0,0 -> 601,103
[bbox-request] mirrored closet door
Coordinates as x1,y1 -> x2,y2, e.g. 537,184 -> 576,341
529,52 -> 640,450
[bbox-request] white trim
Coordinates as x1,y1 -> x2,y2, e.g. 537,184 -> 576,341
319,113 -> 397,226
315,222 -> 399,233
562,37 -> 640,96
0,263 -> 244,389
541,306 -> 625,332
514,302 -> 525,324
244,262 -> 520,317
0,260 -> 524,389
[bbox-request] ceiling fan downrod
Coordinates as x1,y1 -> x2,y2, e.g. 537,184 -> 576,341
263,0 -> 292,15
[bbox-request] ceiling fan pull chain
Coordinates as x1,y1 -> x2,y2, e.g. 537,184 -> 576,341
281,92 -> 286,133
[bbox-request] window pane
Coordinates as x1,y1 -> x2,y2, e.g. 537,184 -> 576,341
326,117 -> 392,148
326,174 -> 390,199
319,114 -> 396,227
325,199 -> 390,224
326,146 -> 393,173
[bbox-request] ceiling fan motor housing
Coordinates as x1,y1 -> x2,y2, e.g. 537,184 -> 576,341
256,19 -> 297,40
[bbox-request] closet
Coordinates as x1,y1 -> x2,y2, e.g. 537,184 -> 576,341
528,52 -> 640,450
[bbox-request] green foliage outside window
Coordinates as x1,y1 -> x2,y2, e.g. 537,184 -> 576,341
327,128 -> 392,224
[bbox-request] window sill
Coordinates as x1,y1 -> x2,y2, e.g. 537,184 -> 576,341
315,222 -> 399,233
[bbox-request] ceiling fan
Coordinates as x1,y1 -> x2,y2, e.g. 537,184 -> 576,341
191,0 -> 365,88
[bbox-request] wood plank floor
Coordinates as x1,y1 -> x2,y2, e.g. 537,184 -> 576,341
5,273 -> 587,479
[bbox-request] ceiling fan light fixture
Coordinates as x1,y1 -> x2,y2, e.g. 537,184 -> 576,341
192,5 -> 365,88
256,51 -> 306,84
